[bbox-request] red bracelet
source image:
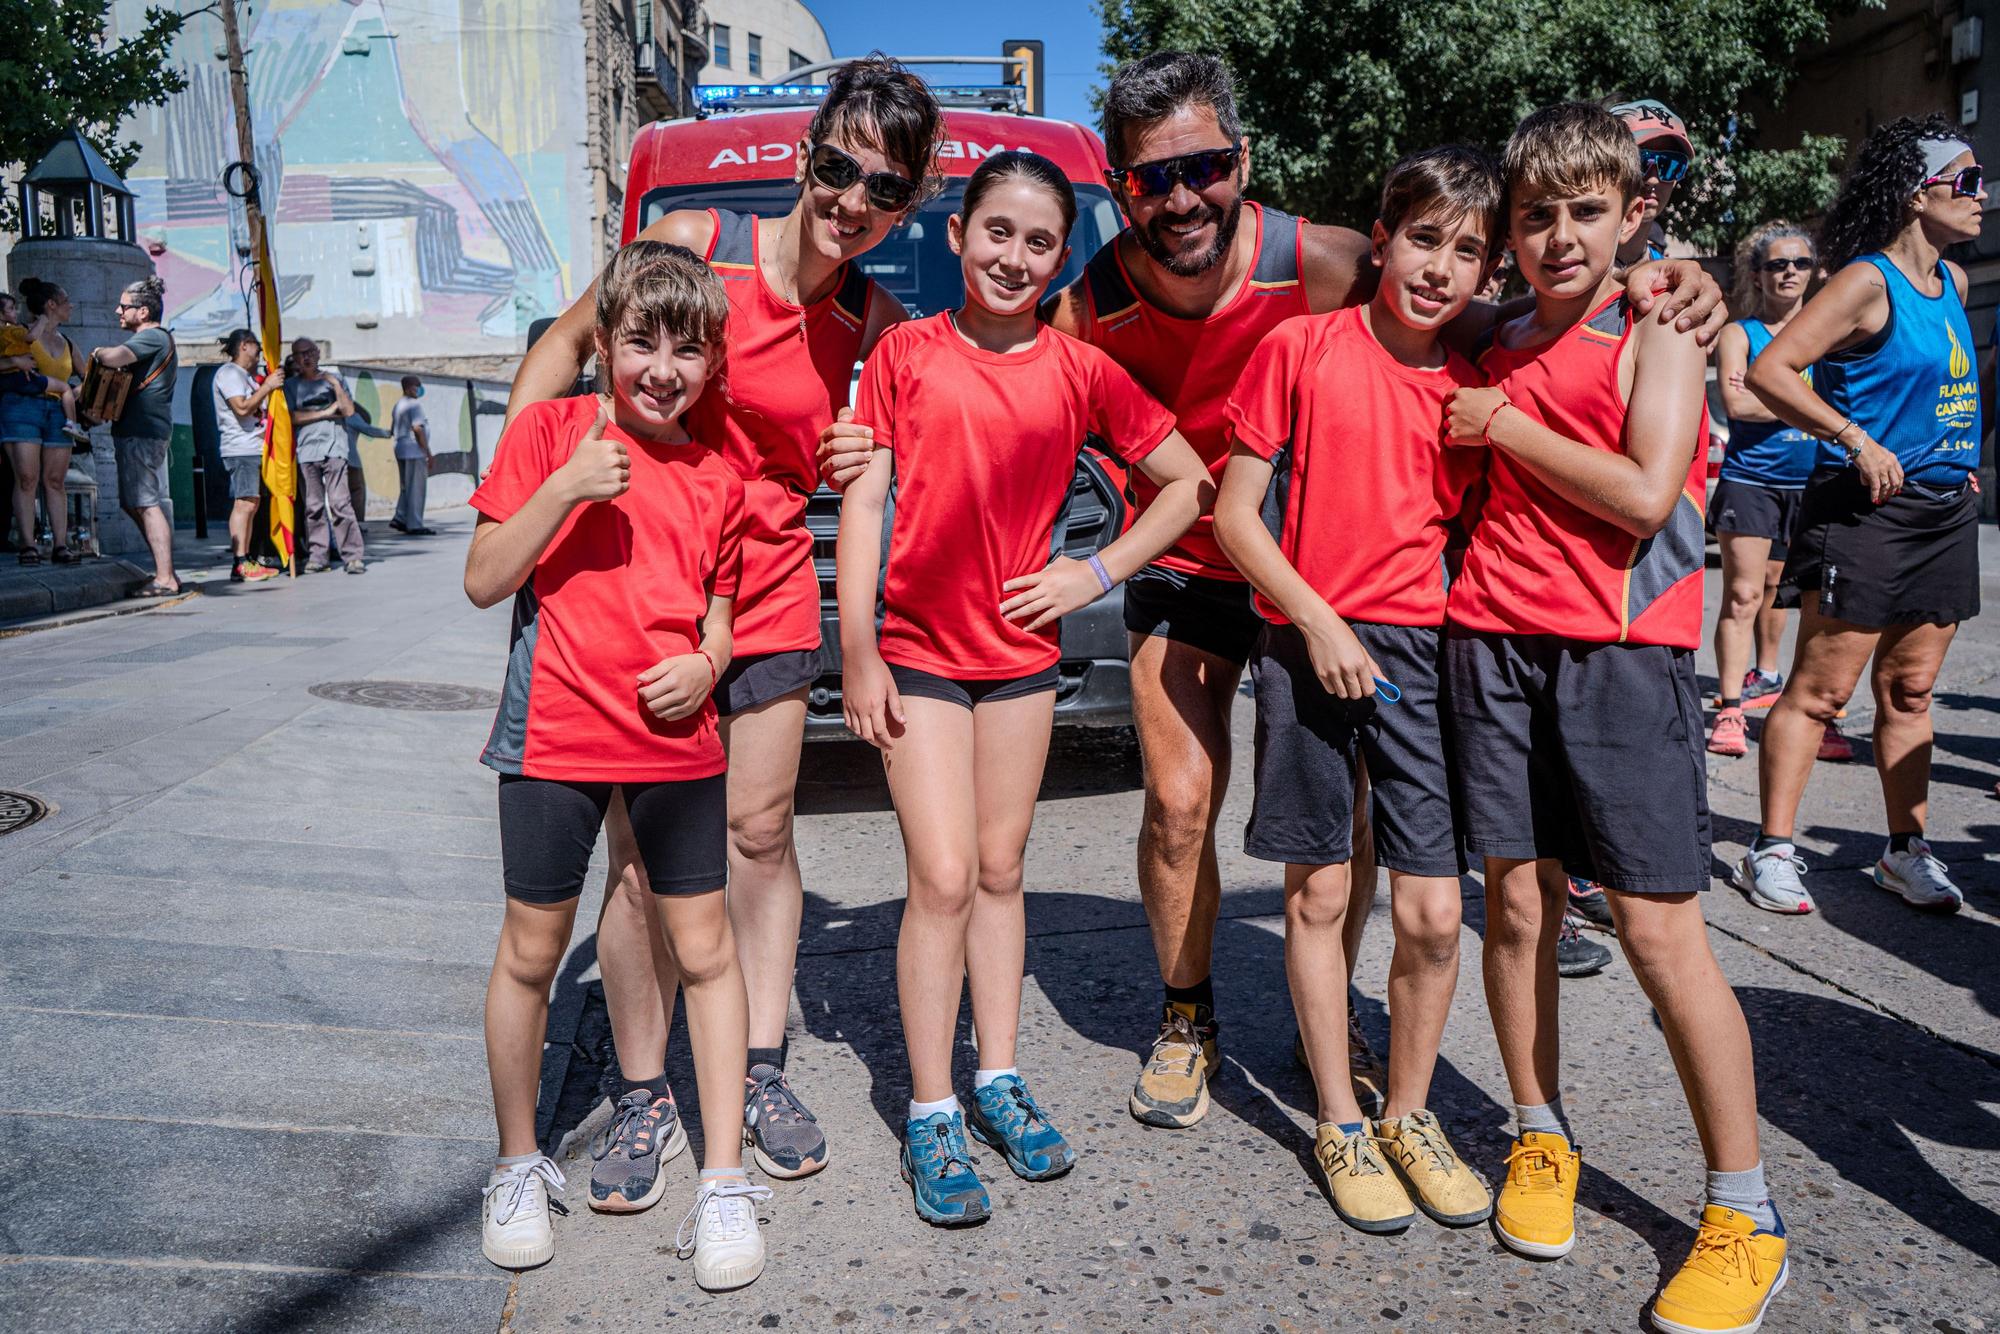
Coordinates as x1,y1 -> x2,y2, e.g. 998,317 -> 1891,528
1479,400 -> 1510,446
698,648 -> 717,695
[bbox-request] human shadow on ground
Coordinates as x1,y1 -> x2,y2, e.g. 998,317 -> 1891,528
1736,985 -> 2000,1266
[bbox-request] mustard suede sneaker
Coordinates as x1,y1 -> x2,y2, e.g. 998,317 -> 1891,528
1650,1205 -> 1790,1334
1493,1131 -> 1580,1258
1312,1122 -> 1417,1234
1129,1002 -> 1219,1128
1377,1109 -> 1493,1227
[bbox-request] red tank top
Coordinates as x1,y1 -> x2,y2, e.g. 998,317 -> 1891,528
689,209 -> 876,655
1448,293 -> 1708,648
1073,203 -> 1308,580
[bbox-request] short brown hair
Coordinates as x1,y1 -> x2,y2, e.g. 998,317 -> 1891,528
1379,146 -> 1504,258
1503,102 -> 1644,207
594,241 -> 729,355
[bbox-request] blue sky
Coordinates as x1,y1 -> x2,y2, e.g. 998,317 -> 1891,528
806,2 -> 1110,129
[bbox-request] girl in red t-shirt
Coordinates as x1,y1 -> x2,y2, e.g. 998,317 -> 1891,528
464,243 -> 770,1289
835,152 -> 1210,1225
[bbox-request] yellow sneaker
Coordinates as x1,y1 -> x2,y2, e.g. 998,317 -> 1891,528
1493,1131 -> 1580,1258
1129,1002 -> 1219,1129
1650,1205 -> 1790,1334
1313,1122 -> 1417,1233
1378,1110 -> 1493,1227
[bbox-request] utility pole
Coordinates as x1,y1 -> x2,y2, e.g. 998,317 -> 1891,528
218,0 -> 270,309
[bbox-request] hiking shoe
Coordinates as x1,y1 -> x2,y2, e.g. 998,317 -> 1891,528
1129,1002 -> 1219,1128
967,1074 -> 1076,1181
588,1085 -> 687,1212
675,1176 -> 772,1291
1377,1109 -> 1492,1226
1557,915 -> 1612,977
1566,876 -> 1615,932
1874,837 -> 1963,913
344,558 -> 366,574
304,560 -> 330,573
1816,721 -> 1853,762
744,1063 -> 828,1179
900,1111 -> 990,1226
1707,707 -> 1748,757
1731,844 -> 1815,915
1739,670 -> 1784,709
1650,1205 -> 1790,1334
1493,1131 -> 1579,1259
1313,1122 -> 1417,1233
480,1154 -> 567,1270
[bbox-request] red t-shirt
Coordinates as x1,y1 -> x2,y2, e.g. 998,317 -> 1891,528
687,209 -> 876,656
851,314 -> 1175,678
471,395 -> 745,781
1227,307 -> 1485,628
1448,293 -> 1709,648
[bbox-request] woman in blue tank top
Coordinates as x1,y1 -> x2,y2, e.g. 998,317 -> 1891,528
1739,115 -> 1985,918
1706,221 -> 1830,762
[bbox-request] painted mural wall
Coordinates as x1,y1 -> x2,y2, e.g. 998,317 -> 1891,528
113,0 -> 591,360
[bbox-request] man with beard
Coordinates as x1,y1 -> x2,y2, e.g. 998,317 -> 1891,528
823,52 -> 1724,1132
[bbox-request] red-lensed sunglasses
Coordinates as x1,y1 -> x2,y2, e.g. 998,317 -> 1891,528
1920,164 -> 1984,198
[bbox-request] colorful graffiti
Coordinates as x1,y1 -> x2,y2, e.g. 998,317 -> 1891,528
113,0 -> 590,358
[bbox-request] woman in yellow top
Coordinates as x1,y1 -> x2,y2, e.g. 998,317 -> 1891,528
1,278 -> 85,564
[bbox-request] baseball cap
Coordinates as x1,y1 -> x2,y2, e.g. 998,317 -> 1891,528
1609,99 -> 1692,154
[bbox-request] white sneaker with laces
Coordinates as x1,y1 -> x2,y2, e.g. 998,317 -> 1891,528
481,1154 -> 567,1269
677,1176 -> 773,1291
1874,837 -> 1963,912
1731,844 -> 1816,915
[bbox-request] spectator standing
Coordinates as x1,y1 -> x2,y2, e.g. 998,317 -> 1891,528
91,277 -> 179,593
343,403 -> 391,528
212,329 -> 282,583
1611,98 -> 1692,267
390,374 -> 435,534
2,279 -> 84,565
281,338 -> 366,574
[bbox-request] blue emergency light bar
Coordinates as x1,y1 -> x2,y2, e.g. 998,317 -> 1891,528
695,84 -> 1027,115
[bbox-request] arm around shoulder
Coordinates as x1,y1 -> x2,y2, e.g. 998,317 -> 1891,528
1299,222 -> 1374,313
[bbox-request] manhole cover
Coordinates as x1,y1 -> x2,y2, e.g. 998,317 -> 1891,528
308,680 -> 500,712
0,791 -> 52,837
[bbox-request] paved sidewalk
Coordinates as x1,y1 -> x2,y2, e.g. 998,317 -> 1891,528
0,515 -> 1994,1332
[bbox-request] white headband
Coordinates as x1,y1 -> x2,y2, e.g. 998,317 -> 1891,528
1920,137 -> 1974,180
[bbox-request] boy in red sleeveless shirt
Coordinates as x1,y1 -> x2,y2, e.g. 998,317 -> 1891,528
1215,147 -> 1497,1237
464,243 -> 772,1291
1442,105 -> 1787,1333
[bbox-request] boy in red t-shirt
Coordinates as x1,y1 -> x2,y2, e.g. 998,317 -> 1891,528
1214,147 -> 1495,1236
464,243 -> 769,1290
1441,105 -> 1786,1334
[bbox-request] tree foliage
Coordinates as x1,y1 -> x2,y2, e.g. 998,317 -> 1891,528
1097,0 -> 1870,254
0,0 -> 188,185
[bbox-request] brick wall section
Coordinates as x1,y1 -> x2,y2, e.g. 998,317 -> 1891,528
582,0 -> 639,273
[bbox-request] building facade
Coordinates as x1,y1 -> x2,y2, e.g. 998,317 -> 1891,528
106,0 -> 703,376
697,0 -> 831,85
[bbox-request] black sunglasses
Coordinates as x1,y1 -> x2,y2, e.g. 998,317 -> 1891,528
1639,148 -> 1690,183
1758,257 -> 1813,274
1920,164 -> 1984,198
1105,147 -> 1242,199
807,143 -> 918,212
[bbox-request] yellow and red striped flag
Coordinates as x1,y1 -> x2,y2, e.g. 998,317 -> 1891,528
254,230 -> 297,574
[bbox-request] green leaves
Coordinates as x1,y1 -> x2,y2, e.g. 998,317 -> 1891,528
1095,0 -> 1870,253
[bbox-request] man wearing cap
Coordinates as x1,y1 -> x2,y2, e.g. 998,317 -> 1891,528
1611,98 -> 1695,267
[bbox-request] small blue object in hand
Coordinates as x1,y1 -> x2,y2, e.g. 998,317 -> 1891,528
1373,677 -> 1401,703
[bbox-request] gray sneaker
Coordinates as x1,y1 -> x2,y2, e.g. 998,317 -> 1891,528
1732,843 -> 1816,915
744,1063 -> 828,1179
588,1085 -> 687,1213
344,558 -> 366,574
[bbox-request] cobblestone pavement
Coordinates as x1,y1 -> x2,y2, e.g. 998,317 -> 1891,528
1,513 -> 1994,1332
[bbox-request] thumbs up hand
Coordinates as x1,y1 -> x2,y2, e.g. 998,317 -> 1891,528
557,397 -> 630,503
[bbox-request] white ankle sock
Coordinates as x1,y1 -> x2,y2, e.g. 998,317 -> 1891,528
907,1094 -> 960,1122
973,1067 -> 1019,1089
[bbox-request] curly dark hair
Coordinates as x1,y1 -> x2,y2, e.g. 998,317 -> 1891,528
1819,113 -> 1962,270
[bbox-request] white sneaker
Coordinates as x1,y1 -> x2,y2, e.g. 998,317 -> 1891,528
481,1155 -> 566,1270
676,1176 -> 773,1291
1731,844 -> 1816,914
1874,837 -> 1963,913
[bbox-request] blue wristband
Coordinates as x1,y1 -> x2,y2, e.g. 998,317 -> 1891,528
1086,553 -> 1113,593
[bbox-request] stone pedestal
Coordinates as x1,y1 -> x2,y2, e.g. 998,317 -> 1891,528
6,238 -> 162,558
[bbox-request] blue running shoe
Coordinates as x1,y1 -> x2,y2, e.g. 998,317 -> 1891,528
900,1111 -> 990,1226
967,1075 -> 1076,1181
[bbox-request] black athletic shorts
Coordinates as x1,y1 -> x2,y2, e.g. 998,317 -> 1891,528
1707,477 -> 1805,560
1777,467 -> 1981,628
888,662 -> 1058,710
1122,563 -> 1263,665
1246,621 -> 1463,878
496,773 -> 727,903
1445,628 -> 1711,894
715,648 -> 822,717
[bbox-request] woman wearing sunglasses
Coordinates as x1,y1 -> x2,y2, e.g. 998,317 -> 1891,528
1737,115 -> 1984,918
1705,222 -> 1853,770
505,56 -> 945,1193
